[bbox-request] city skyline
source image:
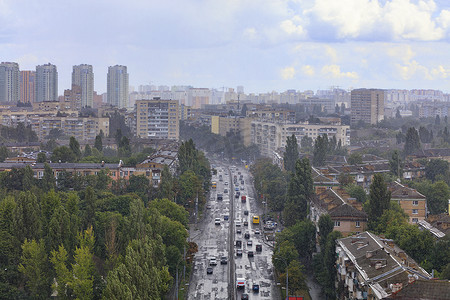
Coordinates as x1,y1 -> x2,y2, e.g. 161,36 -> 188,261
1,1 -> 450,94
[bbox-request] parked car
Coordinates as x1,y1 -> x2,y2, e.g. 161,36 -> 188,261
252,283 -> 260,292
207,267 -> 213,274
256,244 -> 262,252
236,240 -> 242,248
220,256 -> 228,264
244,210 -> 249,215
224,215 -> 229,220
244,221 -> 248,226
215,218 -> 221,225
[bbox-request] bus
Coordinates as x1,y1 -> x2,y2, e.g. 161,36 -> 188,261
212,181 -> 217,189
252,215 -> 260,225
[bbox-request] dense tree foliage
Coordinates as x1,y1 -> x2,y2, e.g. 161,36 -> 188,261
313,134 -> 328,166
0,123 -> 38,143
404,127 -> 421,156
283,134 -> 299,173
366,174 -> 391,229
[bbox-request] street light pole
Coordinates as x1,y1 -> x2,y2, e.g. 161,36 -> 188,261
175,259 -> 183,300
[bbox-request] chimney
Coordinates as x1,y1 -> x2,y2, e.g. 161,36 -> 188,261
366,251 -> 373,258
101,161 -> 105,167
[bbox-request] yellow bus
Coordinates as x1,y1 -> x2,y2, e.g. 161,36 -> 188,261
212,181 -> 217,189
252,216 -> 260,225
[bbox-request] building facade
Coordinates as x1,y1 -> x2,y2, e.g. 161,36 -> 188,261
0,62 -> 20,103
35,63 -> 58,102
351,89 -> 384,125
20,71 -> 36,103
107,65 -> 129,108
72,64 -> 94,108
134,99 -> 179,140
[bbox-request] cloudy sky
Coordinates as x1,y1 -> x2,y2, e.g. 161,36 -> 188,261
1,0 -> 450,94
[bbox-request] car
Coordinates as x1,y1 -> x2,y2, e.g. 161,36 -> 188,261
254,229 -> 260,235
236,240 -> 242,248
236,249 -> 243,256
207,267 -> 213,274
215,218 -> 221,225
244,221 -> 248,226
225,181 -> 228,186
241,294 -> 249,300
252,284 -> 259,292
256,244 -> 262,252
244,210 -> 249,216
235,221 -> 241,227
206,204 -> 211,209
235,194 -> 240,199
241,180 -> 244,184
224,189 -> 228,193
240,186 -> 244,190
220,256 -> 228,264
236,229 -> 242,234
217,194 -> 223,200
209,257 -> 217,266
235,187 -> 239,191
248,251 -> 254,257
244,232 -> 250,239
224,215 -> 229,220
247,240 -> 253,246
236,191 -> 240,197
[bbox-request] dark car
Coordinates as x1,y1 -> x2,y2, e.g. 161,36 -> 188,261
207,267 -> 213,274
235,194 -> 240,199
224,215 -> 229,220
236,240 -> 242,248
241,294 -> 249,300
236,249 -> 243,256
244,232 -> 250,239
220,256 -> 228,264
217,194 -> 223,200
244,210 -> 249,215
252,284 -> 259,292
244,221 -> 248,226
256,244 -> 262,252
237,229 -> 242,234
248,251 -> 254,257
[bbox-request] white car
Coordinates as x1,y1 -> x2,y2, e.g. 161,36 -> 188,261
215,218 -> 221,225
209,257 -> 217,266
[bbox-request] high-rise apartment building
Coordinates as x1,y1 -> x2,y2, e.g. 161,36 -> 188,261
350,89 -> 384,125
63,85 -> 82,110
134,99 -> 179,140
0,62 -> 20,103
107,65 -> 129,108
20,71 -> 36,103
35,63 -> 58,102
72,64 -> 94,108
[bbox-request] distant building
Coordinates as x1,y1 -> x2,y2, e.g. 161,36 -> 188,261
63,85 -> 82,110
72,64 -> 94,108
187,88 -> 210,109
35,63 -> 58,102
20,71 -> 36,103
134,99 -> 179,140
107,65 -> 129,108
0,62 -> 20,103
389,181 -> 427,224
351,89 -> 384,125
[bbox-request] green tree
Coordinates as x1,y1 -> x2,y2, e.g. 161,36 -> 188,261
51,146 -> 77,163
337,173 -> 354,187
70,245 -> 95,300
14,191 -> 41,242
320,231 -> 342,299
41,163 -> 56,192
36,152 -> 47,163
84,144 -> 92,157
279,260 -> 307,296
283,134 -> 299,173
22,165 -> 36,190
0,146 -> 9,162
347,152 -> 363,165
345,184 -> 367,203
149,198 -> 189,229
102,237 -> 171,300
50,245 -> 71,299
404,127 -> 421,156
389,150 -> 403,178
118,136 -> 131,157
428,181 -> 450,214
83,187 -> 97,228
18,239 -> 51,299
300,135 -> 313,152
69,136 -> 82,159
94,135 -> 103,152
366,174 -> 391,229
425,159 -> 449,182
313,134 -> 328,166
272,240 -> 299,273
318,214 -> 334,249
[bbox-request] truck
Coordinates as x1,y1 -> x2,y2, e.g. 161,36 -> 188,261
241,195 -> 246,203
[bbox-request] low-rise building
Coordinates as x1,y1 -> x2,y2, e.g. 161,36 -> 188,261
336,231 -> 432,300
389,181 -> 427,224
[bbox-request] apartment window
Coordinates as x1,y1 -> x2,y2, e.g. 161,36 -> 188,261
334,221 -> 340,227
356,221 -> 361,228
412,209 -> 418,214
412,218 -> 419,223
412,200 -> 419,206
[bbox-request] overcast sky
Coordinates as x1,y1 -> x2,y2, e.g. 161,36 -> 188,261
2,0 -> 450,94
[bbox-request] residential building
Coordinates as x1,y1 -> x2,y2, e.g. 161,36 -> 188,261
336,231 -> 432,300
63,85 -> 82,110
0,62 -> 20,103
20,71 -> 36,103
310,188 -> 368,236
351,89 -> 384,125
72,64 -> 94,108
250,120 -> 350,157
107,65 -> 129,108
187,88 -> 210,109
35,63 -> 58,102
389,181 -> 427,224
134,99 -> 179,140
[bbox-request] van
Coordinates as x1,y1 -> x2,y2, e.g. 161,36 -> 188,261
236,277 -> 246,288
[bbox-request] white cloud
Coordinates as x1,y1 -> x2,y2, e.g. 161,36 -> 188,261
321,64 -> 359,79
280,16 -> 306,37
306,0 -> 449,41
281,66 -> 296,79
301,65 -> 315,76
